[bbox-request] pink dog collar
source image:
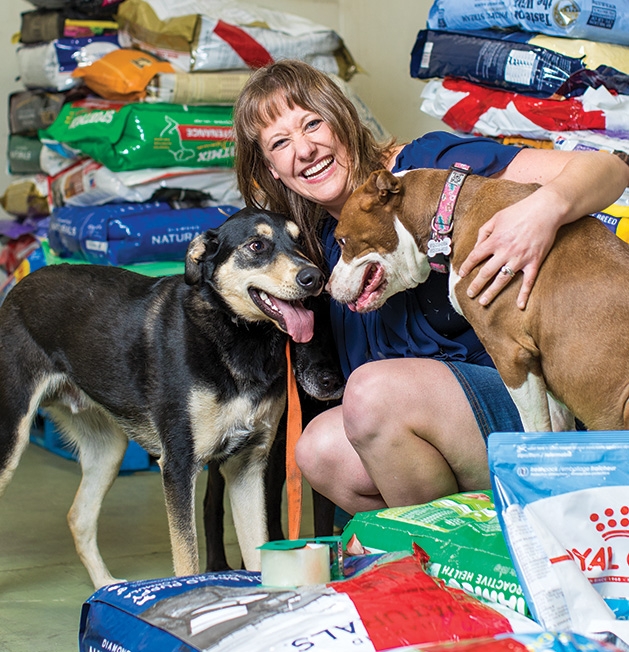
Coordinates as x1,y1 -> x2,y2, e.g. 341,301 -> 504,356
427,162 -> 472,274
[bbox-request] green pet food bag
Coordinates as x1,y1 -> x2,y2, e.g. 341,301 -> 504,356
39,99 -> 234,172
342,491 -> 529,616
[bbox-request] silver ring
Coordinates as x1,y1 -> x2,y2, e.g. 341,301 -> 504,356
500,265 -> 516,278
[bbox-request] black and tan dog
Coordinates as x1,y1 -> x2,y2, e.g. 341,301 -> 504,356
0,207 -> 325,589
328,168 -> 629,433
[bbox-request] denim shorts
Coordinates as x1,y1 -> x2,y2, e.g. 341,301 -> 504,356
442,360 -> 523,444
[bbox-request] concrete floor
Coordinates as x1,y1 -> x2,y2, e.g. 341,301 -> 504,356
0,443 -> 314,652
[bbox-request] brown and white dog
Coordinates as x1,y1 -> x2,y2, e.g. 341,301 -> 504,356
327,167 -> 629,432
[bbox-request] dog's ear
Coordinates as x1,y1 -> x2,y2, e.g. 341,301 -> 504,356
363,169 -> 402,209
184,230 -> 220,285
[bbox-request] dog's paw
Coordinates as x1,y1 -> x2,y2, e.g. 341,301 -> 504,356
92,575 -> 127,591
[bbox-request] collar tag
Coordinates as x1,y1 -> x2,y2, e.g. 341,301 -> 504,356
428,162 -> 471,274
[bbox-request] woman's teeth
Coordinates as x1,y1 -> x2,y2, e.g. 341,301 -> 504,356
303,156 -> 333,179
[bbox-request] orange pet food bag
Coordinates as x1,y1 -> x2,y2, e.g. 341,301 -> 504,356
72,48 -> 174,102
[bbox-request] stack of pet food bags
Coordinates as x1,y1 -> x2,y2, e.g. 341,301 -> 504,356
0,0 -> 125,292
1,0 -> 385,303
410,0 -> 629,240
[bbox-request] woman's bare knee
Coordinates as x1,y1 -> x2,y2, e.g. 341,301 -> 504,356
342,360 -> 436,448
295,410 -> 336,479
295,405 -> 385,514
342,362 -> 396,445
340,359 -> 490,505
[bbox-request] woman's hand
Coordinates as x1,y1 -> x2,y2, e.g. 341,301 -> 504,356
459,148 -> 629,309
458,189 -> 560,309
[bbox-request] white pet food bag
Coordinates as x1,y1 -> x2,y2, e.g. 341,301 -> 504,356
489,431 -> 629,643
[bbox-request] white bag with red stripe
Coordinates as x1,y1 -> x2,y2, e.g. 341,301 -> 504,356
116,0 -> 357,79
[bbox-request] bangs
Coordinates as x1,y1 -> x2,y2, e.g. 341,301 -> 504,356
258,93 -> 296,128
239,90 -> 303,142
237,80 -> 332,142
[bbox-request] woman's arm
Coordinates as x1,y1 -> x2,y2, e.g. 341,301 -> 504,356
459,148 -> 629,309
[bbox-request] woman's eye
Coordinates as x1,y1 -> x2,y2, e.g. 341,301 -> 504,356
270,138 -> 288,151
306,119 -> 322,131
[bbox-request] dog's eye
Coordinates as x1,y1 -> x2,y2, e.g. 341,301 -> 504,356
248,239 -> 267,253
337,237 -> 346,248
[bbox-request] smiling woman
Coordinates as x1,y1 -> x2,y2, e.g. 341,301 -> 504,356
233,59 -> 398,269
231,58 -> 629,520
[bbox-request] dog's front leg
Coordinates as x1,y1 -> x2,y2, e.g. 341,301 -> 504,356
160,454 -> 202,577
504,373 -> 553,432
221,449 -> 269,571
548,393 -> 576,431
500,356 -> 575,432
477,334 -> 554,432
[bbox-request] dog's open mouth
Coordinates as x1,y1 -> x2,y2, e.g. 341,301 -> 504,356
348,263 -> 387,312
249,289 -> 315,343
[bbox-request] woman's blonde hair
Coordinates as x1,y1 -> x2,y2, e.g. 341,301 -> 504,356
233,59 -> 395,267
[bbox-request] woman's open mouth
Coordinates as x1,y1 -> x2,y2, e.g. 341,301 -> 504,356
302,156 -> 333,180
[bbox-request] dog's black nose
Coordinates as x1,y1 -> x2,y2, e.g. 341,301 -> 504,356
297,267 -> 324,291
319,370 -> 343,392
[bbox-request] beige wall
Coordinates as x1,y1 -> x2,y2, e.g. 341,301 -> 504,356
0,0 -> 447,212
306,0 -> 448,141
238,0 -> 447,140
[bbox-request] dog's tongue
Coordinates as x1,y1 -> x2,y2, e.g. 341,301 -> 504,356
275,298 -> 315,343
348,292 -> 372,313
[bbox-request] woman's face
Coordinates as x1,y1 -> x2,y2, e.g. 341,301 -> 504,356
258,100 -> 352,218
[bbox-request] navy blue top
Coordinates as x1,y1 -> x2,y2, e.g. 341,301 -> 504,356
322,131 -> 521,378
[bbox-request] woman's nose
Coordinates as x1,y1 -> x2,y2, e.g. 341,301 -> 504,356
294,134 -> 316,159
